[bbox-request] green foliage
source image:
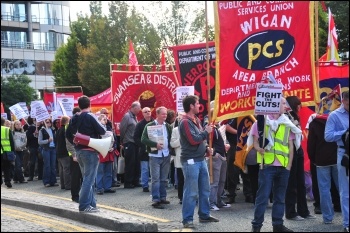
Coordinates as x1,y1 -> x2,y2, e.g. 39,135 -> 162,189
1,75 -> 38,112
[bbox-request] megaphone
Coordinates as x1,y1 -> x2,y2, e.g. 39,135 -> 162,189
73,133 -> 112,158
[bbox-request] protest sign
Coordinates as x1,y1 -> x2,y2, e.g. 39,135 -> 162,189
176,86 -> 194,113
254,83 -> 283,115
9,103 -> 28,120
31,100 -> 50,122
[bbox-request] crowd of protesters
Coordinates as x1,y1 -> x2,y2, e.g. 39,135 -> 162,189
1,91 -> 349,232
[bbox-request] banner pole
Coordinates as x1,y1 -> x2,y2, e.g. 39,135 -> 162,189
260,115 -> 266,170
204,1 -> 213,184
164,47 -> 180,87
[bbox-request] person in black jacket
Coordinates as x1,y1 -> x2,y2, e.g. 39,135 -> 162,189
307,114 -> 339,224
133,107 -> 154,192
55,116 -> 71,190
66,95 -> 106,213
26,117 -> 43,181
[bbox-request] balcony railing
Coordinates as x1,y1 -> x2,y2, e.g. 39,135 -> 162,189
1,40 -> 57,51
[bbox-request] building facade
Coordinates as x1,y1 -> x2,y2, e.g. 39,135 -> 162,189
1,1 -> 71,94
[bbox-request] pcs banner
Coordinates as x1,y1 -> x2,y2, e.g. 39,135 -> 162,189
214,1 -> 316,121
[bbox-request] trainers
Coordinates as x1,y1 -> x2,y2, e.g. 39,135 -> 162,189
324,220 -> 333,224
143,187 -> 150,192
304,214 -> 316,219
79,206 -> 100,213
273,224 -> 293,232
104,189 -> 116,193
344,227 -> 349,232
5,182 -> 12,188
251,226 -> 261,232
97,190 -> 104,195
218,203 -> 231,208
44,184 -> 50,187
287,215 -> 304,221
199,215 -> 219,223
160,200 -> 170,204
210,204 -> 220,211
183,221 -> 195,228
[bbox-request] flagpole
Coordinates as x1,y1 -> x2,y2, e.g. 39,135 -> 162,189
205,1 -> 213,184
163,47 -> 180,87
315,1 -> 321,104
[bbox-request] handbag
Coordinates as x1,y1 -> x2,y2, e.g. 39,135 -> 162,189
117,148 -> 125,174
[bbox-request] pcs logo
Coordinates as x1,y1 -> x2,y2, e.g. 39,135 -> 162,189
234,30 -> 295,70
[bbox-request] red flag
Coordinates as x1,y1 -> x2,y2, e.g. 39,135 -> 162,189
129,40 -> 139,71
326,8 -> 341,64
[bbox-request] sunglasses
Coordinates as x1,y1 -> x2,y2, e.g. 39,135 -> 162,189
45,121 -> 51,124
143,111 -> 151,113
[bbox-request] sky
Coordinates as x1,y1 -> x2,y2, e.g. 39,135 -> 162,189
69,1 -> 214,24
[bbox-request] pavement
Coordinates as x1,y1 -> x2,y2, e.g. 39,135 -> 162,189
1,187 -> 158,232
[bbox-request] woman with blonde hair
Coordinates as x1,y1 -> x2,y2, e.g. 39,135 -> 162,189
12,120 -> 28,183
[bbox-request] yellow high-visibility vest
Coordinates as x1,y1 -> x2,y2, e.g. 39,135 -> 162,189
257,124 -> 291,167
1,126 -> 11,153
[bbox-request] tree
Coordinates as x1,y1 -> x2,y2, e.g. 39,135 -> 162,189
1,75 -> 38,113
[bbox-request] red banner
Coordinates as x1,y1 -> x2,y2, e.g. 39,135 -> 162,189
90,88 -> 112,105
214,1 -> 316,121
170,42 -> 216,121
111,71 -> 177,135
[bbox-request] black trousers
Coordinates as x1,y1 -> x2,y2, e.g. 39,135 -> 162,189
124,142 -> 140,185
70,157 -> 82,200
1,155 -> 14,184
176,168 -> 184,201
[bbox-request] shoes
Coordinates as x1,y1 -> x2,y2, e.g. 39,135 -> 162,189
324,220 -> 333,224
199,215 -> 219,223
314,206 -> 322,214
124,184 -> 135,189
97,190 -> 104,195
111,183 -> 120,187
183,221 -> 195,228
210,204 -> 220,211
72,198 -> 79,203
27,177 -> 33,181
179,200 -> 182,204
160,200 -> 170,204
218,203 -> 231,208
143,187 -> 149,192
14,181 -> 19,184
287,215 -> 304,221
51,183 -> 59,186
44,184 -> 51,187
133,183 -> 142,187
79,206 -> 100,213
273,225 -> 293,232
104,189 -> 116,193
5,182 -> 12,188
303,214 -> 316,219
251,226 -> 261,232
245,196 -> 255,203
226,197 -> 236,204
19,180 -> 28,183
152,202 -> 164,209
344,227 -> 349,232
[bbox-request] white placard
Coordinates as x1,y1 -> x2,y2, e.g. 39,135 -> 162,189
56,95 -> 74,117
31,100 -> 50,122
51,111 -> 58,122
18,102 -> 29,116
9,103 -> 28,120
254,83 -> 283,115
176,86 -> 194,113
147,125 -> 165,151
30,101 -> 40,118
1,113 -> 7,120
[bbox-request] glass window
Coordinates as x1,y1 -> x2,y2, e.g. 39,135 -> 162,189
31,4 -> 40,22
52,4 -> 62,25
1,3 -> 26,21
0,31 -> 27,48
62,6 -> 70,26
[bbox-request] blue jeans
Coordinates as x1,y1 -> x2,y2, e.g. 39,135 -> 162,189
181,160 -> 211,224
337,148 -> 349,228
96,161 -> 113,192
252,166 -> 290,228
141,161 -> 149,188
42,147 -> 57,185
76,149 -> 99,211
317,165 -> 338,223
149,155 -> 171,202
